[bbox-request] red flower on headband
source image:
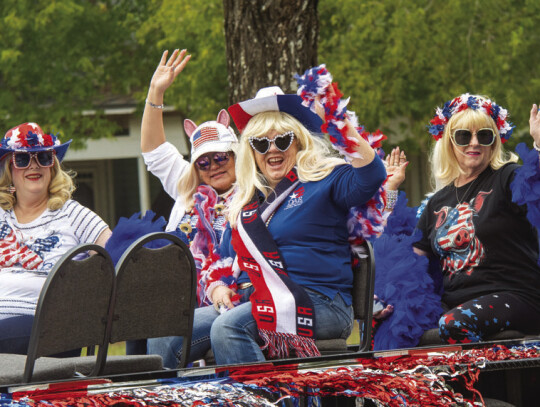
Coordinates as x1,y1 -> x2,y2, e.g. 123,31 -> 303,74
42,134 -> 54,146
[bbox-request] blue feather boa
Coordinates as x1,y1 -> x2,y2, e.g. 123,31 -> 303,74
511,142 -> 540,265
105,211 -> 168,265
371,191 -> 443,350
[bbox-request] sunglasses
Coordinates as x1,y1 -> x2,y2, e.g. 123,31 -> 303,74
249,131 -> 295,154
194,151 -> 231,171
12,151 -> 56,169
452,128 -> 496,147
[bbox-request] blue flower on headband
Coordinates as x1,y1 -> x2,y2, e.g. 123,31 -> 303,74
26,131 -> 40,147
466,95 -> 479,109
429,93 -> 514,143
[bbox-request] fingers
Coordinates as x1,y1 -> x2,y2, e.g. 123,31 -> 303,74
222,293 -> 235,310
174,53 -> 191,76
165,49 -> 179,66
386,147 -> 407,167
213,293 -> 235,312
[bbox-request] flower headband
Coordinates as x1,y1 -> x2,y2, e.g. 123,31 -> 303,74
428,93 -> 514,143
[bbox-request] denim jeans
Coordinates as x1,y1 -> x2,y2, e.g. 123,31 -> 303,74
148,287 -> 353,368
0,315 -> 34,354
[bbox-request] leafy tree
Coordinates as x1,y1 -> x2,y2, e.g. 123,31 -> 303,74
136,0 -> 230,123
0,0 -> 154,147
319,0 -> 540,146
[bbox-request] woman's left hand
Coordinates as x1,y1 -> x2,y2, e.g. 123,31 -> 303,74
529,104 -> 540,146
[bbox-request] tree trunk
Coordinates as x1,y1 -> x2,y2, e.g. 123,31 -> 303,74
223,0 -> 318,105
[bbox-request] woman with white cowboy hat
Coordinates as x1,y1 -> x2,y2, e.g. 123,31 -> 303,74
0,122 -> 111,354
148,82 -> 386,367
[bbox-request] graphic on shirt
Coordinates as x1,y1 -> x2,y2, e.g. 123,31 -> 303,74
284,186 -> 304,210
433,190 -> 492,278
0,222 -> 60,270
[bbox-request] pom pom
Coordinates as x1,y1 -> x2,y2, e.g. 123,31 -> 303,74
105,211 -> 167,265
372,232 -> 443,350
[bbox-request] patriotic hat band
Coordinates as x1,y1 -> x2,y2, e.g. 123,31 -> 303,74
228,86 -> 323,134
0,122 -> 71,162
185,110 -> 239,163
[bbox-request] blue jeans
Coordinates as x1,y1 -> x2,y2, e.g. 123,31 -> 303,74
0,315 -> 80,357
148,288 -> 353,368
0,315 -> 34,354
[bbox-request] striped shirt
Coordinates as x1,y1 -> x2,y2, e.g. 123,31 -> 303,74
0,199 -> 108,318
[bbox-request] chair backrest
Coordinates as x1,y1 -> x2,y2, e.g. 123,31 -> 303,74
24,244 -> 115,382
351,240 -> 375,352
108,232 -> 196,368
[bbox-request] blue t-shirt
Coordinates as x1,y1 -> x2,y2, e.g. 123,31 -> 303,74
266,157 -> 386,305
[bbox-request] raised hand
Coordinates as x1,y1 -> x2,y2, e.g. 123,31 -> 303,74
150,49 -> 191,96
530,104 -> 540,147
384,147 -> 408,190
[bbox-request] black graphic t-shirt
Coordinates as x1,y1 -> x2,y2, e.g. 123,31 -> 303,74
415,163 -> 540,311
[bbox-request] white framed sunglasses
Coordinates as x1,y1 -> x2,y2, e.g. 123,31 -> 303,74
249,131 -> 295,154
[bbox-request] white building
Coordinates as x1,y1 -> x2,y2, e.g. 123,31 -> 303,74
63,101 -> 189,227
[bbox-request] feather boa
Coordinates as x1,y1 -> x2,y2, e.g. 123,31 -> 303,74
105,211 -> 167,265
372,230 -> 443,350
295,64 -> 387,244
510,142 -> 540,265
190,185 -> 220,305
371,192 -> 443,350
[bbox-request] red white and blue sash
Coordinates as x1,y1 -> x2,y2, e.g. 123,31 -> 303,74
232,169 -> 320,359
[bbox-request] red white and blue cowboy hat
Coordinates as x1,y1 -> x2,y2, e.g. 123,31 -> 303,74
0,122 -> 72,162
228,86 -> 323,133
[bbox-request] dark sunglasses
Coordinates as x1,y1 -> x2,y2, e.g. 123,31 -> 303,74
194,151 -> 231,171
452,128 -> 496,147
249,131 -> 295,154
12,151 -> 55,169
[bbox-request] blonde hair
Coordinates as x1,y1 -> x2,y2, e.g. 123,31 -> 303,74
0,156 -> 76,210
228,111 -> 345,227
430,107 -> 518,191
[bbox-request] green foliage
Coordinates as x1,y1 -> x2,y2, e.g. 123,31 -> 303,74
135,0 -> 228,123
0,0 -> 154,147
319,0 -> 540,153
1,0 -> 539,155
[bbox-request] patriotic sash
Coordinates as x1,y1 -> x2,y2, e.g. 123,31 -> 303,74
232,168 -> 320,359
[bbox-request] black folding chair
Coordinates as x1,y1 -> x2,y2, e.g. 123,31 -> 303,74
0,244 -> 115,385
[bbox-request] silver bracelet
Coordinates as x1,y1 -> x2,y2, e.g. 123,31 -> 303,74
146,99 -> 164,109
385,189 -> 399,210
534,141 -> 540,152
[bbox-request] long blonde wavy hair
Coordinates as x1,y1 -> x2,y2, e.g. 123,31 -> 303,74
228,111 -> 345,227
430,107 -> 518,191
0,156 -> 75,210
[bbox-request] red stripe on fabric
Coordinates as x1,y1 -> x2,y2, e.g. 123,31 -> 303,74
228,104 -> 252,132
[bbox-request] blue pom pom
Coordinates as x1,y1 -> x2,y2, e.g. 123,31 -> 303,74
105,211 -> 167,265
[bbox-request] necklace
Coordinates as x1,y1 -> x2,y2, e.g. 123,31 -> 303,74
454,177 -> 477,205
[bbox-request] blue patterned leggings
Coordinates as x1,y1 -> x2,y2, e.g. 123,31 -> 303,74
439,292 -> 540,344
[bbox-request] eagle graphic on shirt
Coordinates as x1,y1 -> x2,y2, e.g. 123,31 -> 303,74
0,223 -> 59,270
433,190 -> 492,278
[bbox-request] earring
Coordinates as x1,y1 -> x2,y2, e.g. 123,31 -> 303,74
8,185 -> 15,194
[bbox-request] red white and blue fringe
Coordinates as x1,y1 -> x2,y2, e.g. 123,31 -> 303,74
5,343 -> 539,406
